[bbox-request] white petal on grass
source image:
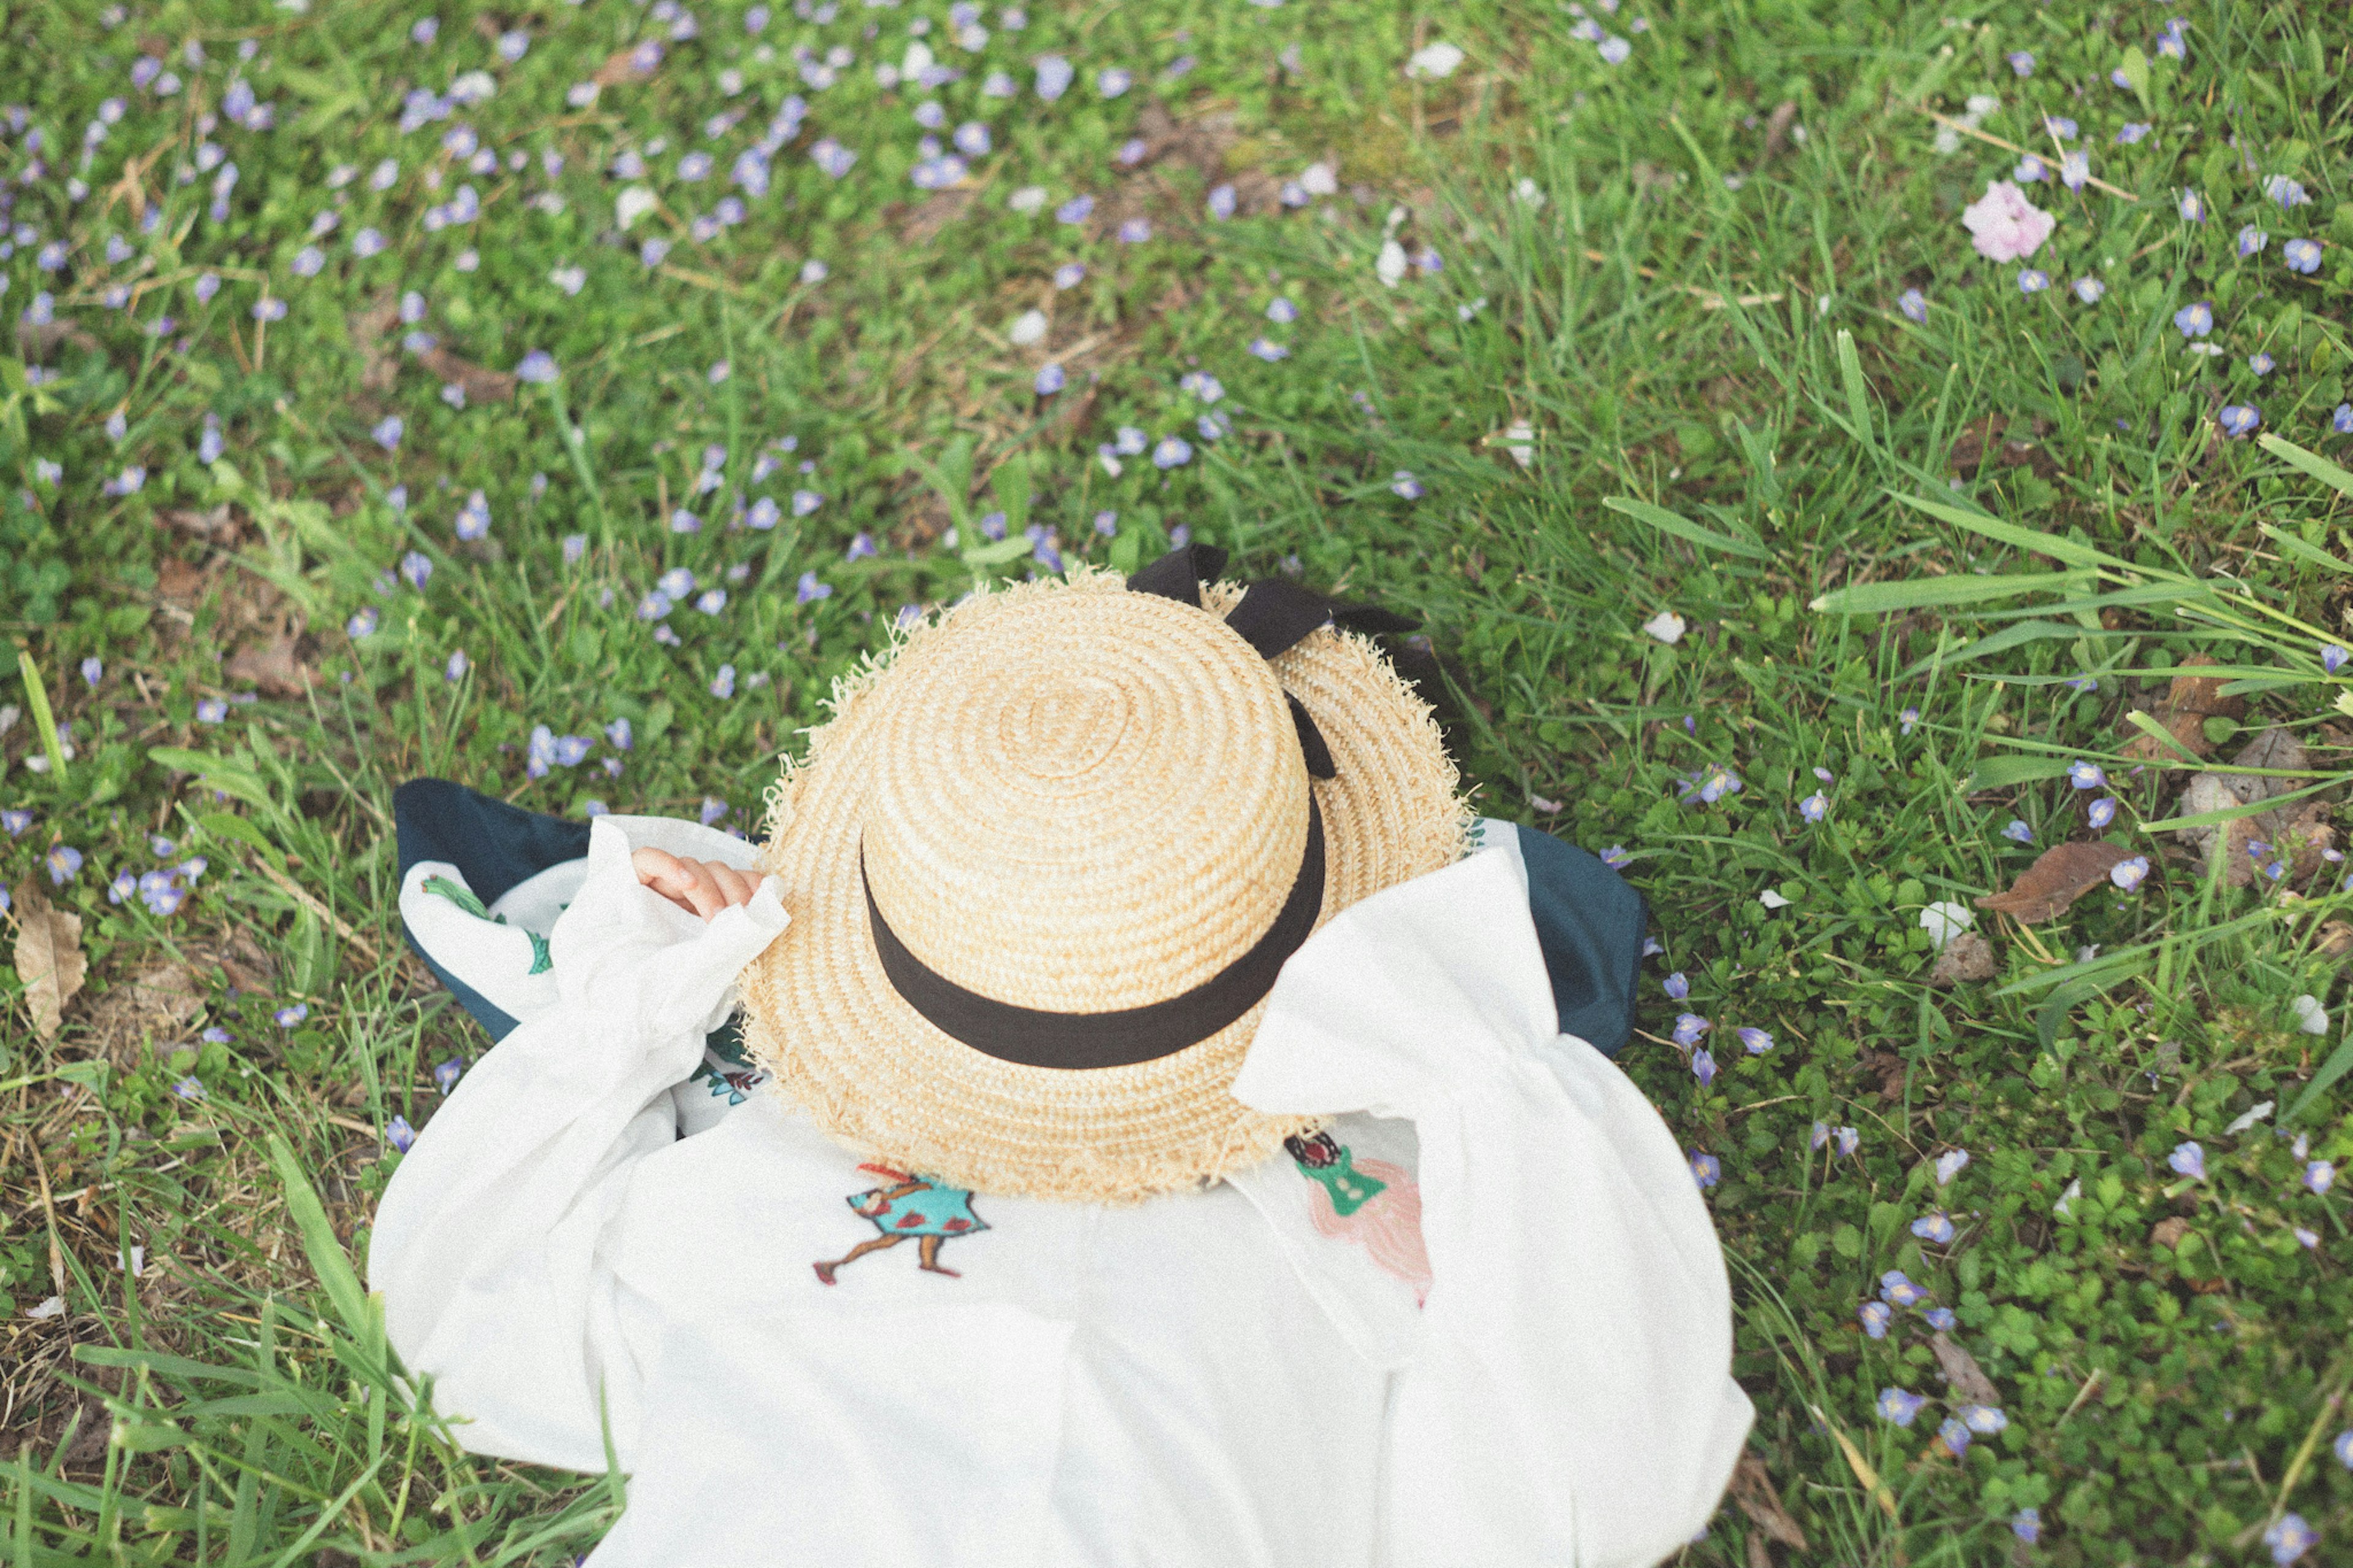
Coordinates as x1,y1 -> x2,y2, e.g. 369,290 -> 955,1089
2292,994 -> 2330,1035
2053,1177 -> 2081,1217
2222,1100 -> 2274,1136
1758,888 -> 1792,909
1640,610 -> 1686,645
615,186 -> 657,230
1300,162 -> 1338,197
1007,185 -> 1048,213
1375,238 -> 1409,288
1502,420 -> 1534,468
1007,309 -> 1048,346
26,1296 -> 64,1320
1405,42 -> 1464,79
1514,176 -> 1546,209
1920,901 -> 1974,951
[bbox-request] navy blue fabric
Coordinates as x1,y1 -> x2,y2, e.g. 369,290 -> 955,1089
1514,824 -> 1647,1059
393,779 -> 592,1043
390,780 -> 1650,1061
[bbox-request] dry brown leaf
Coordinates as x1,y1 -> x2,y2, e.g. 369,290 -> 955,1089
1975,841 -> 2135,923
85,963 -> 205,1066
2176,727 -> 2328,886
156,558 -> 208,600
415,346 -> 517,404
1931,1331 -> 2001,1407
1727,1452 -> 1809,1550
12,880 -> 86,1039
593,42 -> 663,87
2120,651 -> 2243,762
2317,921 -> 2353,960
2150,1216 -> 2192,1249
224,637 -> 316,696
898,186 -> 976,243
1927,930 -> 1996,987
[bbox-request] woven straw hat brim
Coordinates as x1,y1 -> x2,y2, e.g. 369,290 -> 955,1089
742,565 -> 1473,1205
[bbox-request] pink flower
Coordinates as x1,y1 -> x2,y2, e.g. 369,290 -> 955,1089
1961,181 -> 2056,263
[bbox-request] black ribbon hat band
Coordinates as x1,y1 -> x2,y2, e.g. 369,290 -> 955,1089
856,542 -> 1404,1072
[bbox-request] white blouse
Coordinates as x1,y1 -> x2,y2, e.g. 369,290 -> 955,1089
368,812 -> 1752,1567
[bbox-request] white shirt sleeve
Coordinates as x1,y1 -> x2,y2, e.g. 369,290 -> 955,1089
1232,846 -> 1752,1568
366,814 -> 789,1473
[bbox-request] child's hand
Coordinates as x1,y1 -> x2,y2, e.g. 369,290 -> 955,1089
632,847 -> 761,921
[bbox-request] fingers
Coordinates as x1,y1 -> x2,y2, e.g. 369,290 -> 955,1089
631,847 -> 760,921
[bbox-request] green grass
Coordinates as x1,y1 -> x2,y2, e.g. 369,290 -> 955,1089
5,0 -> 2353,1561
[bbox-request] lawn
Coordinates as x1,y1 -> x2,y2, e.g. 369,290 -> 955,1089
4,0 -> 2353,1562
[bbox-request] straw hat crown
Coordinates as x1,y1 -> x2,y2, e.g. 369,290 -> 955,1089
860,586 -> 1311,1013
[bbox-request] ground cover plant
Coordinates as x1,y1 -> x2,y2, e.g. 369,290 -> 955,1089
2,0 -> 2352,1561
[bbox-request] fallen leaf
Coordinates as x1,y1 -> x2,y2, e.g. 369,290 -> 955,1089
2150,1216 -> 2191,1249
2317,920 -> 2353,960
1974,841 -> 2135,922
1727,1452 -> 1809,1550
897,186 -> 976,243
1931,1331 -> 2001,1407
85,962 -> 205,1066
1927,930 -> 1996,986
2175,727 -> 2328,887
2121,651 -> 2242,762
156,558 -> 208,600
1859,1048 -> 1908,1102
415,346 -> 517,404
225,637 -> 316,695
162,504 -> 240,545
347,297 -> 403,393
12,879 -> 87,1040
593,43 -> 662,86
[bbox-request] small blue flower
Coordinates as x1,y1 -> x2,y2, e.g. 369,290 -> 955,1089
373,415 -> 404,450
2267,175 -> 2312,209
1900,706 -> 1919,735
1390,470 -> 1423,500
2173,301 -> 2213,338
2308,1161 -> 2336,1195
2337,405 -> 2353,434
1034,363 -> 1066,396
1248,337 -> 1290,362
1858,1300 -> 1892,1338
2111,855 -> 2151,892
2284,238 -> 2322,275
1688,1150 -> 1721,1189
2219,405 -> 2261,438
1690,1048 -> 1717,1086
2238,225 -> 2268,257
2067,759 -> 2107,790
2073,276 -> 2105,303
2115,123 -> 2151,145
2334,1429 -> 2353,1469
434,1058 -> 464,1094
1876,1387 -> 1928,1426
2013,1507 -> 2042,1543
173,1076 -> 207,1100
1153,436 -> 1194,470
1896,288 -> 1927,323
276,1003 -> 309,1028
1663,971 -> 1689,1001
1735,1027 -> 1774,1055
1911,1211 -> 1956,1243
797,570 -> 832,604
1922,1306 -> 1957,1330
2262,1513 -> 2317,1566
2005,50 -> 2034,76
2329,646 -> 2353,676
47,845 -> 84,885
2178,189 -> 2207,223
2088,797 -> 2117,830
387,1115 -> 417,1153
1936,1148 -> 1971,1185
2004,819 -> 2035,844
515,350 -> 558,384
1835,1126 -> 1859,1157
2017,268 -> 2051,295
1598,844 -> 1631,869
1672,1013 -> 1711,1048
2012,154 -> 2047,184
1938,1417 -> 1971,1458
710,664 -> 736,700
2249,352 -> 2275,376
2169,1140 -> 2205,1180
1880,1269 -> 1928,1307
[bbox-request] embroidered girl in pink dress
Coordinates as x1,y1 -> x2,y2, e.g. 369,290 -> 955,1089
1284,1131 -> 1431,1305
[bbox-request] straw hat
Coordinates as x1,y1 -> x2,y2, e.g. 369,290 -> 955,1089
741,544 -> 1474,1204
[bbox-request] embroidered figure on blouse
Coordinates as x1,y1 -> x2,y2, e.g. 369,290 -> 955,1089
813,1164 -> 990,1284
422,873 -> 552,974
687,1013 -> 769,1105
1286,1131 -> 1433,1306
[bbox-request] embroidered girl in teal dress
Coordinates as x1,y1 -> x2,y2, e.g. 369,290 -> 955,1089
1286,1131 -> 1433,1305
813,1164 -> 990,1284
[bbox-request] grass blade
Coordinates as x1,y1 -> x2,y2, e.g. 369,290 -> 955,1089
1601,495 -> 1773,559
